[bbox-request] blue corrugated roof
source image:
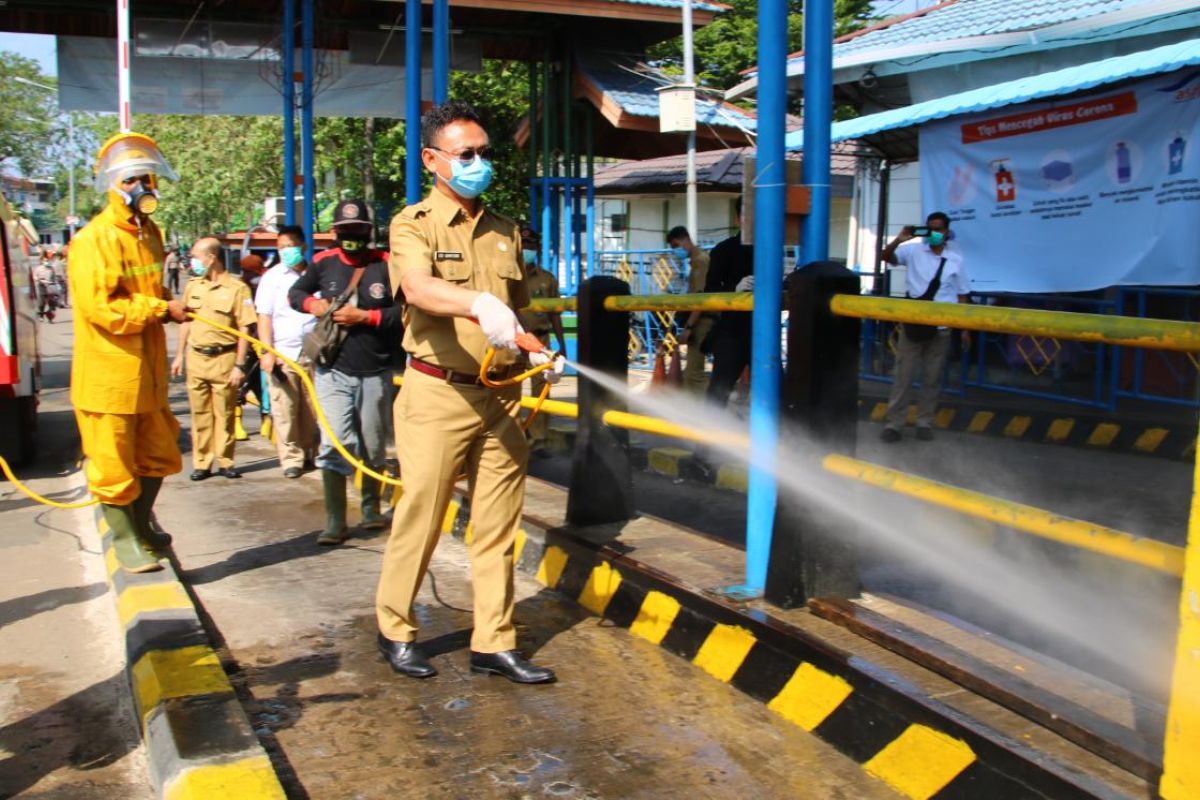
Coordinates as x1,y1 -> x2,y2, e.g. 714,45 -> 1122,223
580,58 -> 758,130
823,0 -> 1160,61
784,37 -> 1200,151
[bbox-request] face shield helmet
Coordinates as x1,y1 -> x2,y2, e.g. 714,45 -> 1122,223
93,133 -> 178,215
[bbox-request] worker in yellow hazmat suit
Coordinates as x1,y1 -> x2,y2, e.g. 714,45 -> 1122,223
69,132 -> 188,573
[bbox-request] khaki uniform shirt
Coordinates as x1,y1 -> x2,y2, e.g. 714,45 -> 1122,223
389,190 -> 529,373
517,266 -> 560,334
183,272 -> 256,348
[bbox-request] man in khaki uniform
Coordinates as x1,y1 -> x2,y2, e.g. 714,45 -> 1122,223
172,238 -> 256,480
376,101 -> 557,684
516,223 -> 567,454
667,226 -> 713,394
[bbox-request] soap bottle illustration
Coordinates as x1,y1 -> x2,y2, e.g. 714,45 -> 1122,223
1116,142 -> 1132,183
994,162 -> 1016,203
1169,136 -> 1186,175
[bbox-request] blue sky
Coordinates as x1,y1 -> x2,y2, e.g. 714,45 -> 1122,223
0,33 -> 56,75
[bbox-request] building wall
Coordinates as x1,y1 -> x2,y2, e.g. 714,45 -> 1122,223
598,192 -> 853,262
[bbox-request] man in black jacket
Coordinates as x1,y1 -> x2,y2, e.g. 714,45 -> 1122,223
703,197 -> 755,409
289,199 -> 403,543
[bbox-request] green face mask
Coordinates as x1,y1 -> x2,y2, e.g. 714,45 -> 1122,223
927,231 -> 946,247
522,249 -> 538,267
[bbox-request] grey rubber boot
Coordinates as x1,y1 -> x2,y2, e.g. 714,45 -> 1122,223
103,503 -> 163,573
317,470 -> 349,545
359,476 -> 389,531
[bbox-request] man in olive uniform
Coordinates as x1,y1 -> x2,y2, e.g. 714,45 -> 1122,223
172,238 -> 256,480
667,226 -> 712,395
376,101 -> 559,684
70,132 -> 187,574
516,223 -> 567,455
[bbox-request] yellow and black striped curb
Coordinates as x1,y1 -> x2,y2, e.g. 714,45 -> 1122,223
441,496 -> 1136,800
97,511 -> 286,800
860,399 -> 1196,462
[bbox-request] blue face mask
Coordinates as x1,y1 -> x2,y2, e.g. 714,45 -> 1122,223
437,152 -> 494,199
671,246 -> 690,261
279,246 -> 304,269
189,257 -> 207,277
522,249 -> 538,267
927,231 -> 946,247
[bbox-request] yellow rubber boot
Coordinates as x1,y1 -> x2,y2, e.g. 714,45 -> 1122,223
234,405 -> 249,441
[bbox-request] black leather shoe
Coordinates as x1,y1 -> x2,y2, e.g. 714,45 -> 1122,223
880,427 -> 902,443
190,468 -> 211,481
377,634 -> 436,678
218,467 -> 241,479
470,650 -> 555,684
283,467 -> 303,479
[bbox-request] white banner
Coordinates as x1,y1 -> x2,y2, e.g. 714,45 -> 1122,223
920,69 -> 1200,293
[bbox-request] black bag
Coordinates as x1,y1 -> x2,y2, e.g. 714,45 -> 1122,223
301,267 -> 365,369
901,257 -> 946,343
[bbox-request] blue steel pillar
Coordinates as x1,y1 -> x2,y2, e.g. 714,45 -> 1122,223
801,0 -> 833,262
736,0 -> 789,596
282,0 -> 296,226
405,0 -> 423,205
432,0 -> 450,104
301,0 -> 315,250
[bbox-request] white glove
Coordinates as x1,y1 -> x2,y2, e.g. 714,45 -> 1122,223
471,292 -> 520,351
735,275 -> 755,292
529,350 -> 565,384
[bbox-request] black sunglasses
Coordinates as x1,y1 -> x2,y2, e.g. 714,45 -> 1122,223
429,146 -> 493,163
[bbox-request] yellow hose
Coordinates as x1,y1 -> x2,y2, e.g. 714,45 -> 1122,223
0,454 -> 100,508
0,313 -> 557,508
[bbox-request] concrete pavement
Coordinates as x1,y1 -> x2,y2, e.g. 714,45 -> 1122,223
0,309 -> 152,799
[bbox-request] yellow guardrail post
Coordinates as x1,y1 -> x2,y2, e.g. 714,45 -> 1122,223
1162,429 -> 1200,798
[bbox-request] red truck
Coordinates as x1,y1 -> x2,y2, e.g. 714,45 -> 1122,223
0,193 -> 41,465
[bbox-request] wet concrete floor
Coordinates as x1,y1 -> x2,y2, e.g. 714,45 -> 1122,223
158,419 -> 900,798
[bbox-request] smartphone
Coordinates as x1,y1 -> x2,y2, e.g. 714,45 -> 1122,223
909,226 -> 931,237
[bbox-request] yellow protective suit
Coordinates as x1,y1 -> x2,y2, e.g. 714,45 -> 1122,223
69,190 -> 182,505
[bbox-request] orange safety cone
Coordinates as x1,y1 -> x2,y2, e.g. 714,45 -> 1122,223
651,346 -> 667,389
667,344 -> 683,387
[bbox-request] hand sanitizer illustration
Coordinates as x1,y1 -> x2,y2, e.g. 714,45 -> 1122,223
1116,142 -> 1132,183
993,160 -> 1016,203
1169,136 -> 1186,176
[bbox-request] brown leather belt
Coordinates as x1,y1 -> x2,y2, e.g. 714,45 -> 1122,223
408,357 -> 516,386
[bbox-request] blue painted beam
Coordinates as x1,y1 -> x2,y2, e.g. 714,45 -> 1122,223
744,0 -> 788,593
405,0 -> 423,205
801,0 -> 833,262
282,0 -> 295,226
433,0 -> 450,104
301,0 -> 314,251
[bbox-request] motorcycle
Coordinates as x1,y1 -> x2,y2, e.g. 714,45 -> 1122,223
37,279 -> 62,323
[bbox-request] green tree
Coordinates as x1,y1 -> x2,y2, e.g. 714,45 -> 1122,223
0,52 -> 58,176
649,0 -> 875,94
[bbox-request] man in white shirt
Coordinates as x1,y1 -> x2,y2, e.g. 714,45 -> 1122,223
256,225 -> 319,476
879,212 -> 970,442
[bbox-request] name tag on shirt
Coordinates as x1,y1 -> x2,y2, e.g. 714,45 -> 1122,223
435,251 -> 464,261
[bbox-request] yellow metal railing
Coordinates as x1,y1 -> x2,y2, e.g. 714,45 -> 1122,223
823,454 -> 1185,577
831,294 -> 1200,352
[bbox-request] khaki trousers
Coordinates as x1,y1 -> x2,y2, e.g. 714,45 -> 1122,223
186,349 -> 238,470
683,316 -> 714,395
526,332 -> 552,443
884,328 -> 952,430
267,361 -> 318,470
375,367 -> 529,653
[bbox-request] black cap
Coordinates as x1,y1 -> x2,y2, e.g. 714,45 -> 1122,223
332,199 -> 371,227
